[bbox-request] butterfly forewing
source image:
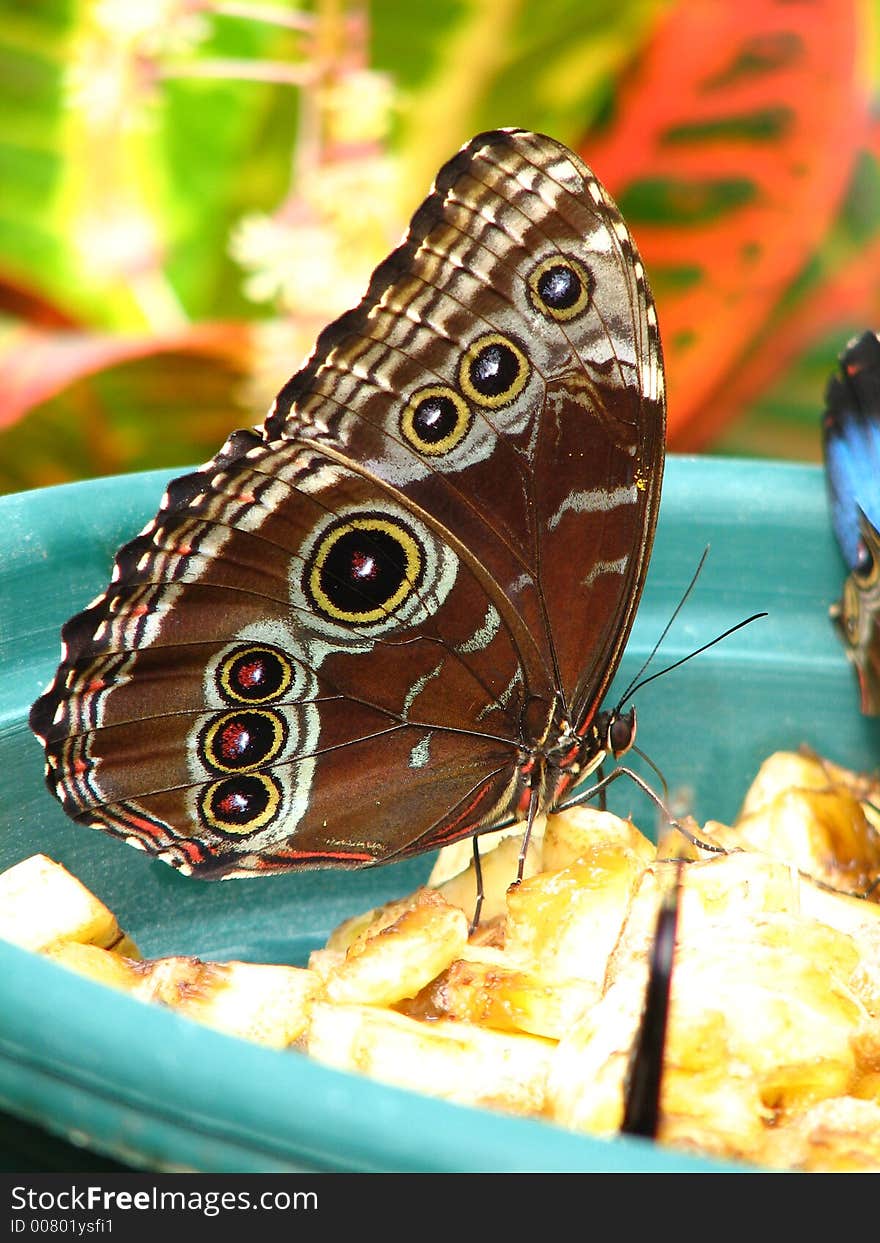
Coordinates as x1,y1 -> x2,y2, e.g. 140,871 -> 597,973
30,129 -> 666,877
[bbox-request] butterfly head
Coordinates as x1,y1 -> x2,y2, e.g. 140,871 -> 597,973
584,704 -> 637,766
560,702 -> 637,776
605,704 -> 637,760
542,702 -> 637,815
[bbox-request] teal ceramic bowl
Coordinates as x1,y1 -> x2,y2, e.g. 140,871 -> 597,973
1,454 -> 878,1172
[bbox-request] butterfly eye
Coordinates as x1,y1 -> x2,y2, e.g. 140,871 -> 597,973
528,255 -> 591,321
201,773 -> 282,834
306,514 -> 423,625
218,644 -> 293,705
459,333 -> 530,408
401,385 -> 472,455
200,709 -> 287,773
853,539 -> 879,587
609,707 -> 637,758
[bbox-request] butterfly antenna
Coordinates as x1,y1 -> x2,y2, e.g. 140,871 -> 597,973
624,612 -> 768,701
617,547 -> 711,706
621,855 -> 685,1138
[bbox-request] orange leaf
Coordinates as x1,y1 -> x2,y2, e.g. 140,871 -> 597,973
581,0 -> 870,447
687,232 -> 880,440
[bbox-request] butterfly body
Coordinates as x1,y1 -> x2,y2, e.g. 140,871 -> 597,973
30,129 -> 665,880
822,330 -> 880,715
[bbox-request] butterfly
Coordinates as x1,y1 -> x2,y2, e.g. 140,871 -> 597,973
822,330 -> 880,716
29,129 -> 665,889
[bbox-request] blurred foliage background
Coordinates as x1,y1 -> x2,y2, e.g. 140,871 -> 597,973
1,0 -> 879,494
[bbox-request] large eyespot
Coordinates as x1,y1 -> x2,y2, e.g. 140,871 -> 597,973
217,644 -> 294,705
201,773 -> 282,835
401,385 -> 472,455
459,333 -> 530,408
200,709 -> 287,774
527,255 -> 591,322
306,513 -> 424,625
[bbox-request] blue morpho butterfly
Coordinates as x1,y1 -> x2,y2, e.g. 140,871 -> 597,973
822,330 -> 880,715
30,129 -> 678,908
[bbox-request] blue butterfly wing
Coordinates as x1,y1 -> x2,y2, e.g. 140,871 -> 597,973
822,330 -> 880,569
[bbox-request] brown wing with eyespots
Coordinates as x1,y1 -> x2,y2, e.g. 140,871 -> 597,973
30,129 -> 664,877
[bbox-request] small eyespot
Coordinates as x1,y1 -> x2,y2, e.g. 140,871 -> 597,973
200,709 -> 287,774
401,385 -> 472,455
201,773 -> 282,835
459,333 -> 530,408
306,513 -> 423,625
218,644 -> 294,704
527,255 -> 591,322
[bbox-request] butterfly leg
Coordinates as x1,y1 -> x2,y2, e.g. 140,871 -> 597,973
558,765 -> 727,855
469,836 -> 485,935
596,761 -> 607,811
514,784 -> 543,888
